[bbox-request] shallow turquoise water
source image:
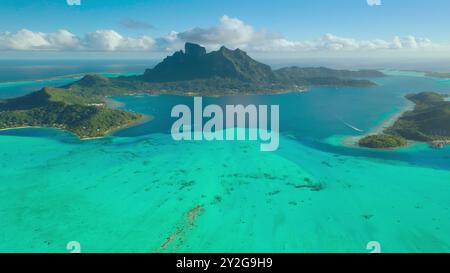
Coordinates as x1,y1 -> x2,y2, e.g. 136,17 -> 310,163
0,71 -> 449,253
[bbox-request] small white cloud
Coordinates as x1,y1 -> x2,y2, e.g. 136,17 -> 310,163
120,19 -> 154,30
85,30 -> 124,51
83,30 -> 155,51
176,15 -> 258,49
66,0 -> 81,6
367,0 -> 382,6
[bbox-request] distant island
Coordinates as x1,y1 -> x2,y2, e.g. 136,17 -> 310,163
359,92 -> 450,149
65,43 -> 383,97
425,72 -> 450,79
0,42 -> 385,139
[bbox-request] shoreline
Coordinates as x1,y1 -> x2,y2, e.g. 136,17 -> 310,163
152,86 -> 309,97
0,126 -> 46,132
97,88 -> 309,104
105,97 -> 126,109
368,100 -> 415,135
80,114 -> 153,140
340,100 -> 415,148
0,114 -> 153,141
1,87 -> 303,141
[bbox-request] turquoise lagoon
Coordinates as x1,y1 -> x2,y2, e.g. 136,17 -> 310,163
0,70 -> 450,253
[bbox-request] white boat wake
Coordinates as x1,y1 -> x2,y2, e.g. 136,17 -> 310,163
342,121 -> 364,132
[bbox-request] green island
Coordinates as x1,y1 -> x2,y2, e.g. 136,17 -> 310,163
359,92 -> 450,149
0,42 -> 384,139
425,72 -> 450,79
65,43 -> 382,97
359,134 -> 407,149
0,87 -> 143,139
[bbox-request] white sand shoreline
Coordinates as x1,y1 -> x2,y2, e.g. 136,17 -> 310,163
341,100 -> 415,147
369,100 -> 415,135
0,114 -> 153,140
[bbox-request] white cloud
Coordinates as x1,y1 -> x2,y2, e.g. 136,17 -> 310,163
156,31 -> 185,52
367,0 -> 382,6
66,0 -> 81,6
0,16 -> 444,55
84,30 -> 155,51
0,29 -> 81,51
390,35 -> 433,49
48,30 -> 82,50
163,16 -> 441,53
176,15 -> 260,48
85,30 -> 124,51
304,34 -> 437,52
0,29 -> 154,52
170,15 -> 286,51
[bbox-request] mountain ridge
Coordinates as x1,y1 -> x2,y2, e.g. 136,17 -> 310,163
141,43 -> 276,83
63,42 -> 383,96
360,92 -> 450,149
0,86 -> 144,139
0,42 -> 385,139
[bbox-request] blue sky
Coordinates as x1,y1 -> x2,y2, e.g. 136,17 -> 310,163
0,0 -> 449,58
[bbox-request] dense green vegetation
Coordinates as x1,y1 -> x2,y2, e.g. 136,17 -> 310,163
360,92 -> 450,149
359,134 -> 407,148
0,42 -> 385,138
65,43 -> 383,96
385,92 -> 450,142
274,66 -> 384,80
0,87 -> 143,138
143,43 -> 276,83
141,43 -> 382,92
273,67 -> 381,88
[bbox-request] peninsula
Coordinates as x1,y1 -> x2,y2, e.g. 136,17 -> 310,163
425,72 -> 450,79
359,92 -> 450,149
0,87 -> 143,139
0,42 -> 384,139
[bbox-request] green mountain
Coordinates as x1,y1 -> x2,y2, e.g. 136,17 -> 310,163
425,72 -> 450,79
0,42 -> 385,139
139,43 -> 381,92
142,43 -> 276,83
65,43 -> 382,97
274,66 -> 383,87
0,87 -> 143,139
405,92 -> 446,105
386,92 -> 450,141
362,92 -> 450,149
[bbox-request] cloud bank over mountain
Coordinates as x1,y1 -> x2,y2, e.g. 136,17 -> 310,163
160,16 -> 436,52
0,15 -> 444,55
